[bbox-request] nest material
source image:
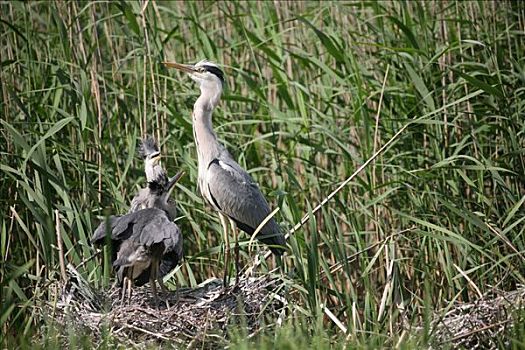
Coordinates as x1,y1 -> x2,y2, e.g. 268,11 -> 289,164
429,287 -> 525,349
49,264 -> 283,348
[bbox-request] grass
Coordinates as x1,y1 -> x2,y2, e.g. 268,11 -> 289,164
1,0 -> 524,348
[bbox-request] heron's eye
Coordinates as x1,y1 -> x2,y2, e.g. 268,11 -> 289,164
197,67 -> 206,73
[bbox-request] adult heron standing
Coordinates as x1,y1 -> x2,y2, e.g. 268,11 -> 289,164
163,59 -> 285,285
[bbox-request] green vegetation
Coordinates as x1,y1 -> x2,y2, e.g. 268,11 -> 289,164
1,1 -> 524,348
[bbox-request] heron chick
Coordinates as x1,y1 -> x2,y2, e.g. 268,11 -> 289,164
113,240 -> 152,302
163,59 -> 286,286
92,173 -> 184,302
130,136 -> 170,213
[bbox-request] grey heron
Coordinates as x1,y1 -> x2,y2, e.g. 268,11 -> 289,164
127,136 -> 183,290
163,59 -> 286,285
91,170 -> 184,302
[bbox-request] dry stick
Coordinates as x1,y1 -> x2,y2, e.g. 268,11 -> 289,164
247,207 -> 280,253
453,263 -> 483,299
248,122 -> 410,271
123,323 -> 170,341
55,209 -> 67,283
321,303 -> 348,334
141,0 -> 160,141
320,227 -> 415,279
373,64 -> 389,283
486,223 -> 525,263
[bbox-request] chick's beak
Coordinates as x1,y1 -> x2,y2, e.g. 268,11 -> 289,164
150,152 -> 161,165
164,171 -> 185,198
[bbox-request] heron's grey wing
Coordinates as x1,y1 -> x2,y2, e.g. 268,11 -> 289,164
157,221 -> 183,278
91,214 -> 131,269
91,215 -> 121,245
115,208 -> 166,240
206,158 -> 285,253
138,214 -> 182,250
133,215 -> 183,285
91,208 -> 162,246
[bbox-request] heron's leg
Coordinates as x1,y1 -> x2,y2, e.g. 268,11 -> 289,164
111,278 -> 119,291
150,261 -> 159,304
127,268 -> 134,302
229,218 -> 240,286
121,268 -> 132,303
120,276 -> 127,304
160,275 -> 172,310
219,213 -> 230,287
156,261 -> 169,306
127,278 -> 133,301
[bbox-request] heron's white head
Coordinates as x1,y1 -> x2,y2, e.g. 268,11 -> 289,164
163,59 -> 224,109
164,59 -> 224,86
144,153 -> 161,168
191,60 -> 225,88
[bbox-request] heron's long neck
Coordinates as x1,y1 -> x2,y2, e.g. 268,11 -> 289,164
192,88 -> 222,164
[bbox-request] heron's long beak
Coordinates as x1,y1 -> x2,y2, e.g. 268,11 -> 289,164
163,62 -> 196,74
164,171 -> 185,198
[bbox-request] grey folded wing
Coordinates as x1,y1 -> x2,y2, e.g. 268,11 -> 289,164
206,157 -> 285,254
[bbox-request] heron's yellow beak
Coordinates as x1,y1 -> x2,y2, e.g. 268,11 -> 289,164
163,62 -> 196,74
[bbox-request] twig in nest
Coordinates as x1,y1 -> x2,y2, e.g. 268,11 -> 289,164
123,323 -> 171,341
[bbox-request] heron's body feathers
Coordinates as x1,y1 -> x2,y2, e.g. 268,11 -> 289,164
113,240 -> 152,282
205,156 -> 285,254
91,208 -> 183,286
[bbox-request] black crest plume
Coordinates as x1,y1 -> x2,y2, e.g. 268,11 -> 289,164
203,65 -> 224,84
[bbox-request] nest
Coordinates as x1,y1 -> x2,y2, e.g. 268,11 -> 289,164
47,264 -> 284,348
429,287 -> 525,349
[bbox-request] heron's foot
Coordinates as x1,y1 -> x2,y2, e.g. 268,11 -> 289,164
154,296 -> 172,311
